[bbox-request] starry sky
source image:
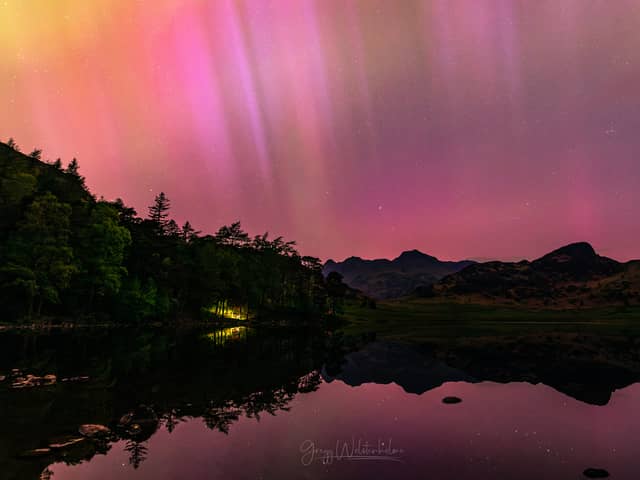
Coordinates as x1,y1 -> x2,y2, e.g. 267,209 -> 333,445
1,0 -> 639,262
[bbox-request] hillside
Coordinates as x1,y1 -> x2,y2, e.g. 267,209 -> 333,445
423,242 -> 640,308
0,142 -> 93,235
0,140 -> 332,323
324,250 -> 475,299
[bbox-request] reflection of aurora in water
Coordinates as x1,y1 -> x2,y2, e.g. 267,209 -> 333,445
204,326 -> 251,346
41,334 -> 640,480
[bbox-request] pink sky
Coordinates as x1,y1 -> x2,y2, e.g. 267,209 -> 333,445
2,0 -> 639,262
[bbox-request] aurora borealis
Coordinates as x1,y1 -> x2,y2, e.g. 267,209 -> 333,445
1,0 -> 639,262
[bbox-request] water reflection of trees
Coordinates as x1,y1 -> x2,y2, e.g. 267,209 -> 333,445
120,370 -> 321,467
201,371 -> 321,433
161,408 -> 186,434
0,327 -> 340,479
156,372 -> 321,438
203,403 -> 241,434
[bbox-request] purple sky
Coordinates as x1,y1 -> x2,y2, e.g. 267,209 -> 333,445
2,0 -> 639,261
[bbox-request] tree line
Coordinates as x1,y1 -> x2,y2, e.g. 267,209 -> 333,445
0,138 -> 347,324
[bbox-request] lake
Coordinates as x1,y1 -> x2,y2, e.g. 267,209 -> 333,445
1,327 -> 639,479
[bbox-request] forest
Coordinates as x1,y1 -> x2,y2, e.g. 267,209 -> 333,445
0,139 -> 347,324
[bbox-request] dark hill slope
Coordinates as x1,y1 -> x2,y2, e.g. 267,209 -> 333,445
426,242 -> 639,308
0,142 -> 92,239
324,250 -> 475,299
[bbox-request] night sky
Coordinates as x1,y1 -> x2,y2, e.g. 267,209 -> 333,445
2,0 -> 639,262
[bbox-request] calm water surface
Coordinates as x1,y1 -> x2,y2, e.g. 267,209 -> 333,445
1,327 -> 639,479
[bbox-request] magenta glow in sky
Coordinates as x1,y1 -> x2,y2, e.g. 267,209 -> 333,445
2,0 -> 639,261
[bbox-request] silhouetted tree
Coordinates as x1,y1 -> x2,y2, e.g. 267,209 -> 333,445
112,198 -> 139,226
181,221 -> 199,242
148,192 -> 171,233
65,158 -> 85,185
29,149 -> 42,160
66,158 -> 79,175
216,221 -> 249,247
165,219 -> 180,237
6,137 -> 18,150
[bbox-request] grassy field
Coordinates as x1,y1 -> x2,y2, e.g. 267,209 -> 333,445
339,298 -> 640,342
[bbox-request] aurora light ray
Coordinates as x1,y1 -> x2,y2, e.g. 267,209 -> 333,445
1,0 -> 640,261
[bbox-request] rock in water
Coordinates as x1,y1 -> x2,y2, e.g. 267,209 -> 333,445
119,412 -> 134,426
127,423 -> 142,436
62,376 -> 90,383
583,468 -> 610,478
49,437 -> 85,449
19,448 -> 52,458
10,373 -> 56,388
79,424 -> 111,438
442,396 -> 462,404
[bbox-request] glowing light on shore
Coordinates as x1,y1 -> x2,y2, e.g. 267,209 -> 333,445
208,302 -> 250,321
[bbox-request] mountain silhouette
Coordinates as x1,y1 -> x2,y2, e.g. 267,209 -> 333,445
420,242 -> 640,308
324,250 -> 475,299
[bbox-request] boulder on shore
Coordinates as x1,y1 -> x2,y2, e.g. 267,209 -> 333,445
78,424 -> 111,438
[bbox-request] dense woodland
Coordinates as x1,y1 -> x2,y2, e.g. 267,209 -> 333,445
0,139 -> 348,324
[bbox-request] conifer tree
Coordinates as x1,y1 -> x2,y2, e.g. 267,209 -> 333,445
148,192 -> 171,233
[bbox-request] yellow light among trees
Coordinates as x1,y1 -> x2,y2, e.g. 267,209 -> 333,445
208,301 -> 249,320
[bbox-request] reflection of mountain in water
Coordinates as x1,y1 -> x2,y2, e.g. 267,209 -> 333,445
322,342 -> 474,393
3,329 -> 640,480
322,336 -> 640,406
